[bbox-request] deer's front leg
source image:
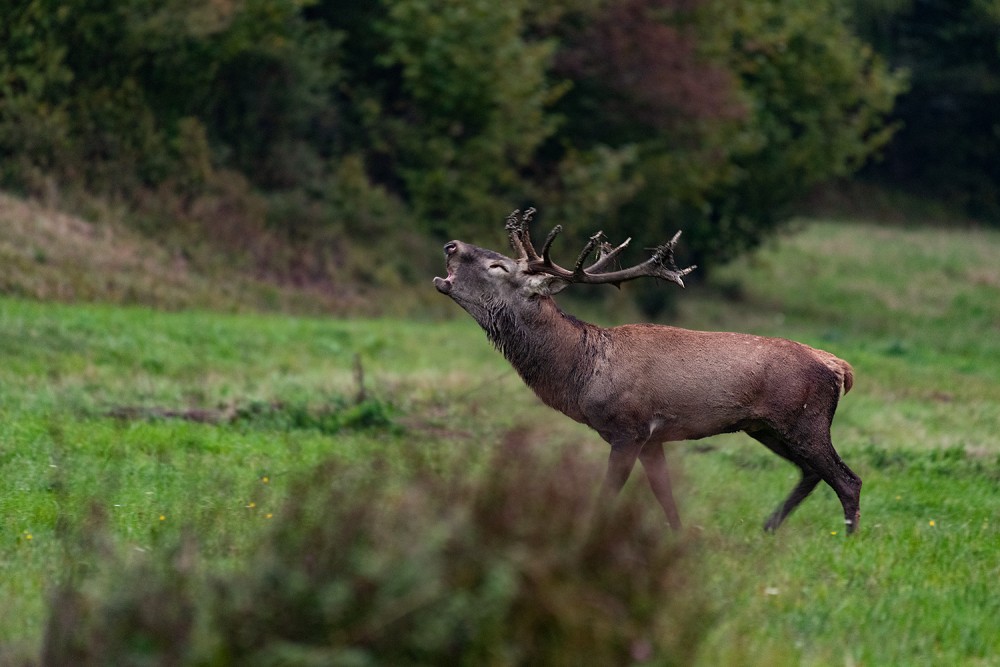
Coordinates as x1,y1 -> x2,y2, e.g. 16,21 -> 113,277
600,441 -> 642,502
638,441 -> 682,530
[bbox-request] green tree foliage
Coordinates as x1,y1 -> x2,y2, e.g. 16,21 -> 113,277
546,0 -> 904,269
2,0 -> 339,194
0,1 -> 74,183
854,0 -> 1000,220
0,0 -> 902,275
328,0 -> 562,236
687,0 -> 904,264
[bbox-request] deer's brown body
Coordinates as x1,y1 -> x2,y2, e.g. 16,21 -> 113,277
434,209 -> 861,533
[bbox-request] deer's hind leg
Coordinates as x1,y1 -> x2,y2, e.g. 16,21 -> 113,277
801,434 -> 862,534
753,419 -> 862,534
749,429 -> 822,532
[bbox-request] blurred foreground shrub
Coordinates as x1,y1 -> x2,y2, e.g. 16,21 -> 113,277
42,433 -> 710,665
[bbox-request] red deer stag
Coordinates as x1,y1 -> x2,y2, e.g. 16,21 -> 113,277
433,208 -> 861,533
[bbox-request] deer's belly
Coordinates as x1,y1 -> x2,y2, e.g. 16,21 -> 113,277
647,410 -> 751,442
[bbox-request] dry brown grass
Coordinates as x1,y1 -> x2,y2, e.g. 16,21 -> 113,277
0,192 -> 195,305
0,192 -> 373,313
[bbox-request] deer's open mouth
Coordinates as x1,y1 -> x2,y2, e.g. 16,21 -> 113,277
434,241 -> 459,294
433,274 -> 453,294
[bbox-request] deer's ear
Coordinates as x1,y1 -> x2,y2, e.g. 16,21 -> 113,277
522,272 -> 569,296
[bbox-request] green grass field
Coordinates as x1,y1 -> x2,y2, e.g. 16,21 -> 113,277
2,219 -> 999,664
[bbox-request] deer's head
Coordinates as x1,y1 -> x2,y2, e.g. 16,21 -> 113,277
433,207 -> 696,314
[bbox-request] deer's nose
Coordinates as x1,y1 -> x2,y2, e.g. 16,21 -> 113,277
444,241 -> 459,256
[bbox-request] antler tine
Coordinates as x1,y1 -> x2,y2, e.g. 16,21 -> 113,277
645,230 -> 694,284
540,224 -> 562,265
519,207 -> 540,260
586,237 -> 631,274
505,209 -> 528,258
646,230 -> 697,286
573,231 -> 606,275
505,208 -> 542,260
525,223 -> 696,288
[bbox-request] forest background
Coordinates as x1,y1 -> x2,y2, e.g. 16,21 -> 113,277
4,0 -> 999,313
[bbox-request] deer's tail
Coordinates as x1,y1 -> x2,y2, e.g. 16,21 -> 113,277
839,360 -> 854,395
818,353 -> 854,396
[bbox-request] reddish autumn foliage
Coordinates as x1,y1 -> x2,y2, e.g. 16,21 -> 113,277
555,0 -> 744,133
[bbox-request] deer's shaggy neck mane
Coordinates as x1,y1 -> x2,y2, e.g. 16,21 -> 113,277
471,295 -> 599,410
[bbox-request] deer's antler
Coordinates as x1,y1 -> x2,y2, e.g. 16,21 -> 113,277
505,209 -> 696,288
506,208 -> 540,260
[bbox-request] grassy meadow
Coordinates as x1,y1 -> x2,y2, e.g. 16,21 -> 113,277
1,219 -> 999,664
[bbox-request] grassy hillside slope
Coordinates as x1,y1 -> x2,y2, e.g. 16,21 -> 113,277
0,192 -> 444,315
1,214 -> 999,664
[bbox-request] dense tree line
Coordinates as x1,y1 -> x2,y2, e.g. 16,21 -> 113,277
1,0 -> 904,279
854,0 -> 1000,220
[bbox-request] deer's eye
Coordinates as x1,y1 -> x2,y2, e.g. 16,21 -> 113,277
489,262 -> 509,273
444,242 -> 458,255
